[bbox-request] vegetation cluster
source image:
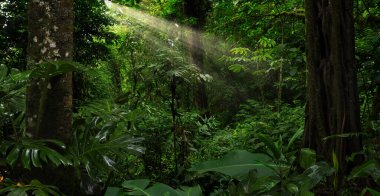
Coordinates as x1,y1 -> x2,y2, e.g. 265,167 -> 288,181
0,0 -> 380,195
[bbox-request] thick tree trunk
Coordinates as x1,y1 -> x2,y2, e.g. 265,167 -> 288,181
304,0 -> 362,185
27,0 -> 73,142
27,0 -> 76,194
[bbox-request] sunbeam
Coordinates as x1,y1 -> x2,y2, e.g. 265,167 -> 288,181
104,0 -> 230,64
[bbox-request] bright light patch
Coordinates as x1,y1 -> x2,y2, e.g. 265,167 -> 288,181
104,0 -> 230,63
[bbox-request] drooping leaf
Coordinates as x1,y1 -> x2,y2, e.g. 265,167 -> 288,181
349,160 -> 380,184
296,162 -> 334,191
104,187 -> 122,196
286,128 -> 304,152
122,179 -> 150,195
31,149 -> 42,168
21,149 -> 31,170
299,148 -> 316,169
2,138 -> 69,169
6,146 -> 20,167
257,134 -> 281,160
189,150 -> 276,180
322,133 -> 364,142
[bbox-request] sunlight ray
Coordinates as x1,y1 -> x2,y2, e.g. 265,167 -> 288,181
104,0 -> 230,64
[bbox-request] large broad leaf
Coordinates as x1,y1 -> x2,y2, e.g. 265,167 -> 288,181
122,179 -> 150,195
144,183 -> 179,196
0,138 -> 70,169
295,162 -> 334,191
122,179 -> 202,196
189,150 -> 276,180
349,160 -> 380,184
177,185 -> 202,196
104,187 -> 122,196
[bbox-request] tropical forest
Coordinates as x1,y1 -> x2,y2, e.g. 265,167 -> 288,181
0,0 -> 380,195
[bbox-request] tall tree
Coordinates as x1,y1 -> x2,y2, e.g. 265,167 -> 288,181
27,0 -> 73,142
304,0 -> 362,185
26,0 -> 76,193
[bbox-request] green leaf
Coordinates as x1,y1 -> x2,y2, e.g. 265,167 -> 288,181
296,162 -> 333,191
360,188 -> 380,196
33,190 -> 49,196
349,160 -> 380,184
40,139 -> 66,149
241,169 -> 258,193
257,134 -> 281,160
300,148 -> 316,170
322,133 -> 363,142
29,61 -> 82,78
21,149 -> 31,170
286,128 -> 304,152
31,149 -> 42,168
0,64 -> 7,81
189,150 -> 277,180
286,183 -> 299,194
230,47 -> 251,55
122,179 -> 150,195
177,185 -> 202,196
104,187 -> 122,196
228,64 -> 246,73
6,146 -> 21,167
332,151 -> 339,189
121,180 -> 201,196
145,183 -> 180,196
8,187 -> 28,196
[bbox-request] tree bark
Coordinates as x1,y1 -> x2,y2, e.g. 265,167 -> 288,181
27,0 -> 76,194
27,0 -> 73,142
304,0 -> 362,186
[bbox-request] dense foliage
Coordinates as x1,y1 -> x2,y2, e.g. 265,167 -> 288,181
1,0 -> 380,195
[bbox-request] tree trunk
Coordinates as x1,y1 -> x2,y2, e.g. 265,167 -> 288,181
370,85 -> 380,121
27,0 -> 74,142
304,0 -> 362,187
27,0 -> 76,194
110,59 -> 122,96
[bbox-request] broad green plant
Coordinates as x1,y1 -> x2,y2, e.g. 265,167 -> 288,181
105,179 -> 202,196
